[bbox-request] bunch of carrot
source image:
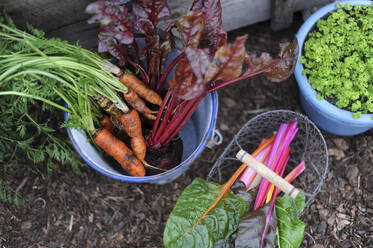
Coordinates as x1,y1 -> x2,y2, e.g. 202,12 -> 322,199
0,21 -> 164,177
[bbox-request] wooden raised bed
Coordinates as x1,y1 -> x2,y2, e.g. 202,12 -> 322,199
1,0 -> 331,47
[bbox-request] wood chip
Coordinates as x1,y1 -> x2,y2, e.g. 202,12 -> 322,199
319,209 -> 329,221
336,218 -> 351,231
223,97 -> 236,108
327,213 -> 336,226
333,138 -> 349,151
308,244 -> 324,248
336,213 -> 350,219
328,148 -> 345,160
346,167 -> 359,182
21,221 -> 32,231
68,215 -> 74,232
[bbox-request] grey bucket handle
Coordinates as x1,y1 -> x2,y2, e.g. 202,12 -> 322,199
206,129 -> 223,149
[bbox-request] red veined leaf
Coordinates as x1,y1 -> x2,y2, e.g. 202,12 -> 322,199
204,35 -> 247,83
137,18 -> 157,41
263,39 -> 299,82
159,33 -> 172,75
133,0 -> 170,27
190,0 -> 227,56
168,57 -> 206,100
185,47 -> 211,84
244,52 -> 274,74
112,0 -> 131,5
98,36 -> 127,66
174,9 -> 204,50
137,18 -> 159,55
86,1 -> 134,45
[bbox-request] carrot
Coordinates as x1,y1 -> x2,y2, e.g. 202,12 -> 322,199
123,89 -> 157,120
120,73 -> 162,106
130,136 -> 146,161
142,112 -> 157,121
97,96 -> 122,118
99,115 -> 114,133
119,109 -> 147,160
97,96 -> 147,160
93,128 -> 145,177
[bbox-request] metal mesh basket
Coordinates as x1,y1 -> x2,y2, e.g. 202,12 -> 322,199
207,110 -> 328,215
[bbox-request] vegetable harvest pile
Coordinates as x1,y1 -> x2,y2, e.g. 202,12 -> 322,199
164,120 -> 307,248
0,0 -> 299,179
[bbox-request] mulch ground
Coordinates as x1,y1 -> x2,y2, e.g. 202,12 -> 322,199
1,15 -> 373,248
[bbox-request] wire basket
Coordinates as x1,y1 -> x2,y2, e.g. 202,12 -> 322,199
207,110 -> 328,215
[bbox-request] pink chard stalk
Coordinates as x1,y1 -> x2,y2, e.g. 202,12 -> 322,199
86,0 -> 299,151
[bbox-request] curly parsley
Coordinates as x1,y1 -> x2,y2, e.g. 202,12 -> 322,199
300,3 -> 373,118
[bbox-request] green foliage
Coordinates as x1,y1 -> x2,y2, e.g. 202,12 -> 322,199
0,15 -> 86,203
0,168 -> 26,205
275,194 -> 306,248
300,3 -> 373,118
163,178 -> 246,248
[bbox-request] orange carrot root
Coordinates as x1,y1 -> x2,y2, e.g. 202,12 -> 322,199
119,109 -> 147,160
142,112 -> 157,121
131,136 -> 146,160
99,115 -> 114,133
93,128 -> 145,177
120,73 -> 162,106
123,89 -> 158,119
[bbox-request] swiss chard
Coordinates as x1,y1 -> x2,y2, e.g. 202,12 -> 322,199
275,194 -> 306,248
163,178 -> 246,248
235,204 -> 277,248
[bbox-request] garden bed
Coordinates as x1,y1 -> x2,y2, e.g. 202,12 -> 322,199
0,14 -> 372,248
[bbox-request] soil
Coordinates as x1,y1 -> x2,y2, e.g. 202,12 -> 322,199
1,14 -> 373,248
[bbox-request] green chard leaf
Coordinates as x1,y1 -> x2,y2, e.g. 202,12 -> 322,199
275,194 -> 306,248
163,178 -> 246,248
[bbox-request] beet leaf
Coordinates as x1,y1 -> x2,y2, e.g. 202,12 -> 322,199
173,9 -> 205,50
86,1 -> 134,65
167,57 -> 204,100
204,35 -> 247,84
132,0 -> 170,28
190,0 -> 227,56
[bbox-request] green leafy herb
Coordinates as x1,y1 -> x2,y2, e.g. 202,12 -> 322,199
163,178 -> 246,248
275,194 -> 306,248
300,3 -> 373,118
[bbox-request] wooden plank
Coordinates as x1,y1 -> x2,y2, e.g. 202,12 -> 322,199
1,0 -> 92,32
0,0 -> 333,48
271,0 -> 296,31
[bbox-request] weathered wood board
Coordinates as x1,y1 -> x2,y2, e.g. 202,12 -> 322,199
1,0 -> 331,48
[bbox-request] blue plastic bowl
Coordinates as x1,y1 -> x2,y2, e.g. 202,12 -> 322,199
65,92 -> 218,184
294,0 -> 373,136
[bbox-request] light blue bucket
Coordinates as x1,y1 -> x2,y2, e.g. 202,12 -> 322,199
65,93 -> 218,184
294,0 -> 373,136
65,50 -> 220,184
